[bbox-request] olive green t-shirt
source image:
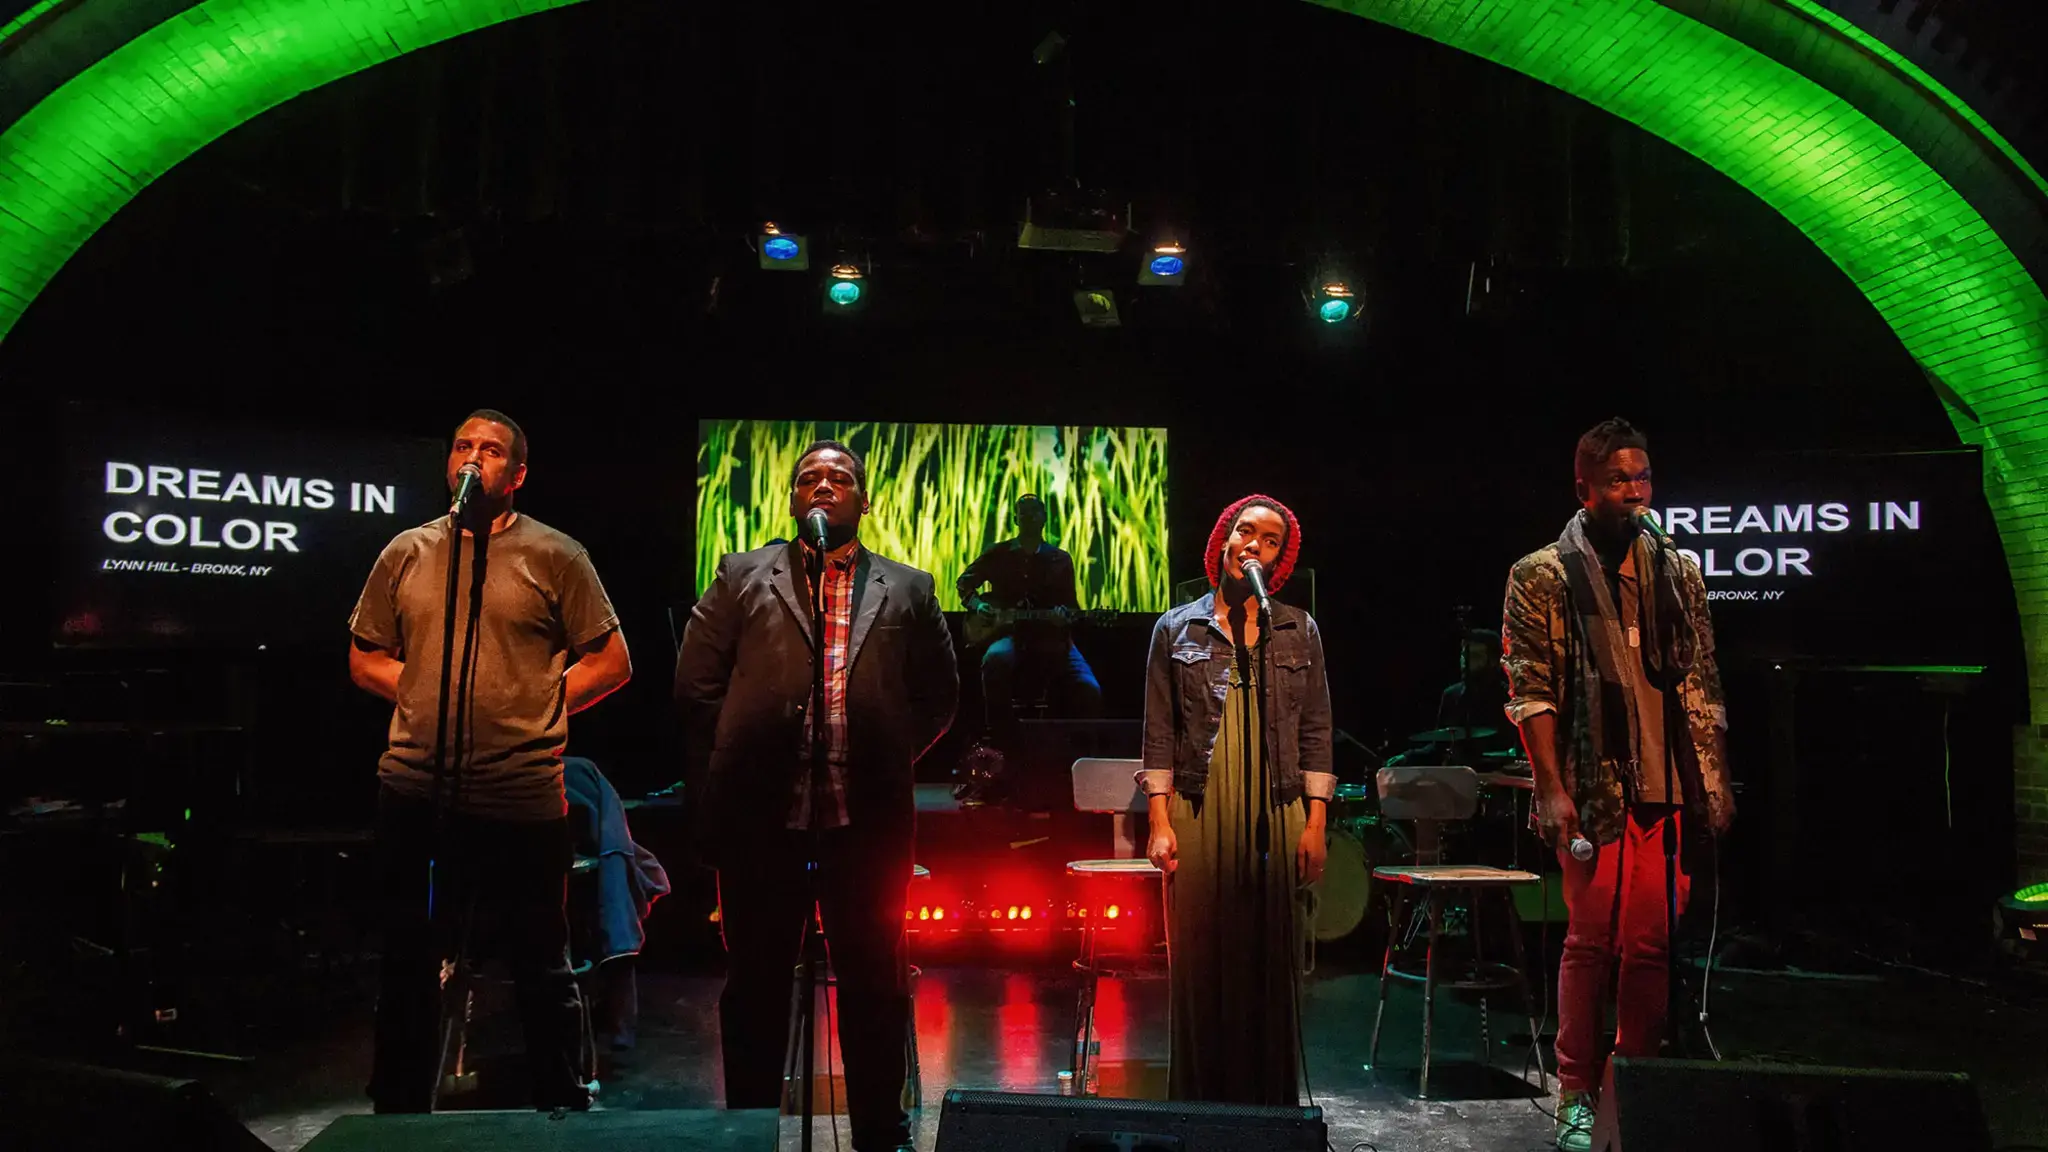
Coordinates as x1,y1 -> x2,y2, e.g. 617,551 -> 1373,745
348,513 -> 619,820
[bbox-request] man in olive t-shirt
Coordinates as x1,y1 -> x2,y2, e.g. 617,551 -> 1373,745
348,409 -> 632,1113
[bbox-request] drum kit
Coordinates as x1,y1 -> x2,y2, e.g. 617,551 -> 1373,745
1308,725 -> 1536,943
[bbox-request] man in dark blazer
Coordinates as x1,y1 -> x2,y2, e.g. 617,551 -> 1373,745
675,439 -> 957,1152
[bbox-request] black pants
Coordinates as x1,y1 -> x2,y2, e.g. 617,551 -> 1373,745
718,825 -> 911,1150
370,788 -> 587,1112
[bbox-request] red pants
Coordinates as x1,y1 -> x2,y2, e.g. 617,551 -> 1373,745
1555,806 -> 1690,1094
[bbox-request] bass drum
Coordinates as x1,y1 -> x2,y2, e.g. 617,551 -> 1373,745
1308,819 -> 1408,942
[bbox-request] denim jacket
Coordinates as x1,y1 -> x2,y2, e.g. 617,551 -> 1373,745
1138,592 -> 1336,804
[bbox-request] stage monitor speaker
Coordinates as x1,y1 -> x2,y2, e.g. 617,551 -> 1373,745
0,1058 -> 270,1152
935,1089 -> 1325,1152
1593,1057 -> 1991,1152
301,1108 -> 779,1150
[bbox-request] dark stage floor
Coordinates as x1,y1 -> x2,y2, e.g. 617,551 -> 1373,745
47,949 -> 2047,1152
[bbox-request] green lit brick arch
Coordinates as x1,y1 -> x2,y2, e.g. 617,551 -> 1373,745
0,0 -> 592,333
1,0 -> 2045,713
1306,0 -> 2048,727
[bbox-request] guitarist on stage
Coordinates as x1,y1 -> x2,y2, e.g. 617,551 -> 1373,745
955,494 -> 1103,800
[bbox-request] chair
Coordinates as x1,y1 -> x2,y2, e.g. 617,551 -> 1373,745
1367,765 -> 1546,1100
1064,757 -> 1162,1096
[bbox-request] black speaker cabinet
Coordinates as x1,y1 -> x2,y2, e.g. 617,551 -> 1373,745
1593,1057 -> 1991,1152
935,1089 -> 1325,1152
0,1058 -> 270,1152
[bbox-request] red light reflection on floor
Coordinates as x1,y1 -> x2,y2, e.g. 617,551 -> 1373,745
998,973 -> 1041,1085
1090,976 -> 1128,1065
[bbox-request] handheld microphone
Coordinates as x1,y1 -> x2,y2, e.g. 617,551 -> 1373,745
1569,835 -> 1595,862
448,462 -> 483,518
1631,506 -> 1674,546
805,507 -> 831,553
1241,557 -> 1273,617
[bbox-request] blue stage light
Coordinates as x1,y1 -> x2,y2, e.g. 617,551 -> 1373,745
758,222 -> 809,270
1138,239 -> 1188,287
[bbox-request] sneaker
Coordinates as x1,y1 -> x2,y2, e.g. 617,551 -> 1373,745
1554,1088 -> 1595,1152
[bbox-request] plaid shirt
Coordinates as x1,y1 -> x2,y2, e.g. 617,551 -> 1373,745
791,543 -> 858,830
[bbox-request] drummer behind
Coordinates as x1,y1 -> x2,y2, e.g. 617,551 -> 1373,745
1438,628 -> 1516,761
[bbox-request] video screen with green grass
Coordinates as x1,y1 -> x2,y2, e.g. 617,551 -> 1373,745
696,420 -> 1171,612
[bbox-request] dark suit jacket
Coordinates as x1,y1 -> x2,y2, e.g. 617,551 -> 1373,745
674,541 -> 958,868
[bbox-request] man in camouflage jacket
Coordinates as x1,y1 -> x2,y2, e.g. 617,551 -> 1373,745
1501,418 -> 1734,1151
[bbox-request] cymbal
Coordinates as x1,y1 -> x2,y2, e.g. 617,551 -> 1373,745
1479,748 -> 1527,760
1408,726 -> 1498,743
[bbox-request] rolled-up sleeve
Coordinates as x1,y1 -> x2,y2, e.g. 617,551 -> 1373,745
1501,554 -> 1562,726
1137,613 -> 1177,796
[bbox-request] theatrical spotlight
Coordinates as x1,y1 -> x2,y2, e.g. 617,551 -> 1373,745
1308,268 -> 1363,324
1072,288 -> 1121,328
1137,237 -> 1187,287
822,260 -> 869,314
757,221 -> 809,271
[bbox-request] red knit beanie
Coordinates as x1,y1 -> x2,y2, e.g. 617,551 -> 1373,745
1203,494 -> 1302,591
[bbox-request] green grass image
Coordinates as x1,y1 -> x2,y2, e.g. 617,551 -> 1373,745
696,420 -> 1171,612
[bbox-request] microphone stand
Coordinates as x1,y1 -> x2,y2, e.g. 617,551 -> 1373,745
427,503 -> 490,1108
1647,535 -> 1695,1058
787,537 -> 830,1152
1234,586 -> 1274,1071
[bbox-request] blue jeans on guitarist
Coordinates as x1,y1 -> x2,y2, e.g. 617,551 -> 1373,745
980,634 -> 1103,749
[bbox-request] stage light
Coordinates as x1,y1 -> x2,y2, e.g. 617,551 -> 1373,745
1072,288 -> 1121,328
758,222 -> 808,270
1021,906 -> 1034,921
1307,262 -> 1364,326
933,907 -> 946,921
822,261 -> 869,314
1105,905 -> 1121,920
1137,238 -> 1187,286
1007,906 -> 1020,920
919,907 -> 931,921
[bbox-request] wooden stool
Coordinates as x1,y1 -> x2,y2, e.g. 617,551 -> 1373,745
1367,766 -> 1548,1100
1367,865 -> 1546,1099
1063,757 -> 1161,1097
1064,858 -> 1160,1095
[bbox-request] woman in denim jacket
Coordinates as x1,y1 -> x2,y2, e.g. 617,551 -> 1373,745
1140,494 -> 1336,1104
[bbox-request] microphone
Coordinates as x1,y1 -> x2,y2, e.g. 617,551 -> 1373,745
1632,506 -> 1674,546
1569,835 -> 1595,862
448,462 -> 483,518
1241,557 -> 1273,617
805,507 -> 830,553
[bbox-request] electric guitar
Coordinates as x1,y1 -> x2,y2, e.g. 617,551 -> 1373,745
962,605 -> 1117,649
